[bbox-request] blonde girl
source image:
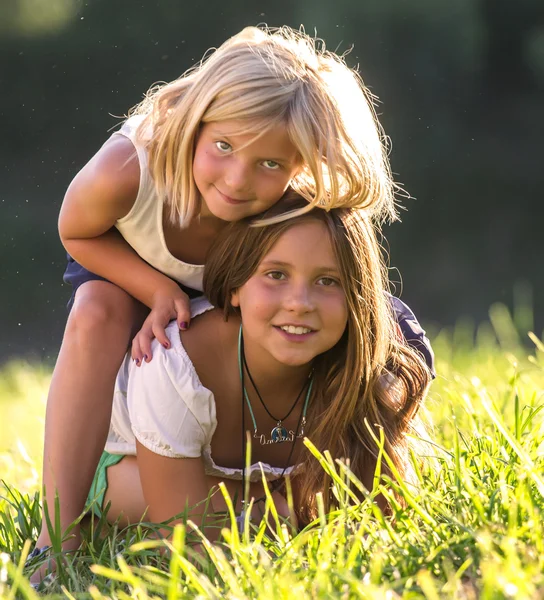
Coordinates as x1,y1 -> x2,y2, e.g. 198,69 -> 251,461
31,195 -> 434,553
36,25 -> 403,559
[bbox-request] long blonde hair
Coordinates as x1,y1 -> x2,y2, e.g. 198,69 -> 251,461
130,26 -> 398,226
204,196 -> 431,524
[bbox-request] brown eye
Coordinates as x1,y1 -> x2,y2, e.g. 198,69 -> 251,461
317,277 -> 339,287
267,271 -> 286,280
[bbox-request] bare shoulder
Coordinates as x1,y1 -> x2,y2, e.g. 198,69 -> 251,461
180,309 -> 240,375
71,135 -> 140,215
181,309 -> 239,353
59,135 -> 141,238
92,134 -> 140,189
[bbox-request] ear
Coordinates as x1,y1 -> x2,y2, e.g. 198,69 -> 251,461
231,289 -> 240,308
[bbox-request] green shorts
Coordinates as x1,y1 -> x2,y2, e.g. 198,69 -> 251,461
85,451 -> 125,518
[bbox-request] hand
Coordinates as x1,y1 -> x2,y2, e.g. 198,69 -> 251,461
248,489 -> 297,532
131,287 -> 190,364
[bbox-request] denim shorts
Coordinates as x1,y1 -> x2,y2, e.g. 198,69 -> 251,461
389,294 -> 435,378
63,254 -> 202,311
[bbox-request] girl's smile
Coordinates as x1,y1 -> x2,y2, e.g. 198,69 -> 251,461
231,219 -> 348,372
193,120 -> 301,222
274,325 -> 317,343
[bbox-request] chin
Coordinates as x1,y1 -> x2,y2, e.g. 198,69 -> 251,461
207,204 -> 240,222
276,353 -> 316,367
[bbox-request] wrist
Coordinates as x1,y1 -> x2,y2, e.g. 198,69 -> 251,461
151,278 -> 180,303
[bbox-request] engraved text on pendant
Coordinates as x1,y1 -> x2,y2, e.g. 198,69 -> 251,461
255,429 -> 296,445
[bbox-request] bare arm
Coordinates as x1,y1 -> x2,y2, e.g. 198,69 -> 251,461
59,136 -> 180,308
135,442 -> 292,540
60,136 -> 191,349
136,442 -> 229,541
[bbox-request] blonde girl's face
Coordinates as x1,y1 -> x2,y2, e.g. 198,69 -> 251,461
231,220 -> 349,369
193,120 -> 301,222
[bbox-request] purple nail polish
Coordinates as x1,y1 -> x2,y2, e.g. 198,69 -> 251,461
135,358 -> 140,366
163,341 -> 170,349
144,354 -> 148,361
180,321 -> 188,330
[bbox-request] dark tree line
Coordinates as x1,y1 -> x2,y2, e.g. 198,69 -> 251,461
1,0 -> 543,361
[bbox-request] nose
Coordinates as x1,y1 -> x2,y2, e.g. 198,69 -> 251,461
284,281 -> 315,314
224,159 -> 252,194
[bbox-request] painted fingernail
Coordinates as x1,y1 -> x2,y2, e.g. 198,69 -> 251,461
144,354 -> 148,361
134,358 -> 140,366
180,322 -> 188,330
163,341 -> 170,349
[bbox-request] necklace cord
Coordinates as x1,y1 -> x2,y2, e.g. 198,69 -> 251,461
242,351 -> 309,423
238,326 -> 313,513
241,351 -> 247,515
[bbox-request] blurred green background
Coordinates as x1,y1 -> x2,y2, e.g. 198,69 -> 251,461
1,0 -> 543,363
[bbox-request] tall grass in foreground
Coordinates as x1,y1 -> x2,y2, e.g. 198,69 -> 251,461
0,303 -> 543,599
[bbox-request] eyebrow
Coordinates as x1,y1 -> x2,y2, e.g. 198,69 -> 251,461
208,129 -> 295,164
260,259 -> 340,274
209,127 -> 234,139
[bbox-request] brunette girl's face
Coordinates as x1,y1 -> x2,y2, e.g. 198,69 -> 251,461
231,219 -> 348,369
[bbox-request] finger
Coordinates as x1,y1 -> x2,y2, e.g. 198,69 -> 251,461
140,327 -> 155,362
131,322 -> 153,363
174,298 -> 191,331
152,322 -> 171,350
131,337 -> 144,365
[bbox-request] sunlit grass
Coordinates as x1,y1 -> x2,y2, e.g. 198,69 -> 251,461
1,303 -> 543,598
0,362 -> 48,493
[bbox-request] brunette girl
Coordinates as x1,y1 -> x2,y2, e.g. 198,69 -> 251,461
83,197 -> 433,533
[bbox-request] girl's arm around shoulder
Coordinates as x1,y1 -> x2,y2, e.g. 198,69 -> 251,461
58,137 -> 188,316
59,136 -> 140,242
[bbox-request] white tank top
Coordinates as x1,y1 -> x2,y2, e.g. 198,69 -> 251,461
112,116 -> 204,291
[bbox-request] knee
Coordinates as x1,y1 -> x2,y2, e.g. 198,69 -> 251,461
67,284 -> 134,344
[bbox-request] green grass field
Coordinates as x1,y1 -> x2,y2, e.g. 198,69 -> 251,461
1,306 -> 543,599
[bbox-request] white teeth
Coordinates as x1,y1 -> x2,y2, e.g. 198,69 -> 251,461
280,325 -> 312,335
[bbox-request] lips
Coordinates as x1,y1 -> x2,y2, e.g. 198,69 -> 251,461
274,324 -> 317,340
215,187 -> 247,205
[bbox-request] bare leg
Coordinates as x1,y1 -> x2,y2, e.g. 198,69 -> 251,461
35,281 -> 147,558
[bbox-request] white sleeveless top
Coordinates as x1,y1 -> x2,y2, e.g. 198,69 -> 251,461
106,297 -> 293,482
111,116 -> 204,291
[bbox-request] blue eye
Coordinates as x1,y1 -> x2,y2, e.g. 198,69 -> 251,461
215,141 -> 232,152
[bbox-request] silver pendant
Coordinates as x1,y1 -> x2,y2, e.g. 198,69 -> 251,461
254,426 -> 296,445
271,422 -> 289,443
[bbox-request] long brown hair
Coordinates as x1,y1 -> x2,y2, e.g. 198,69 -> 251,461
204,196 -> 431,524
